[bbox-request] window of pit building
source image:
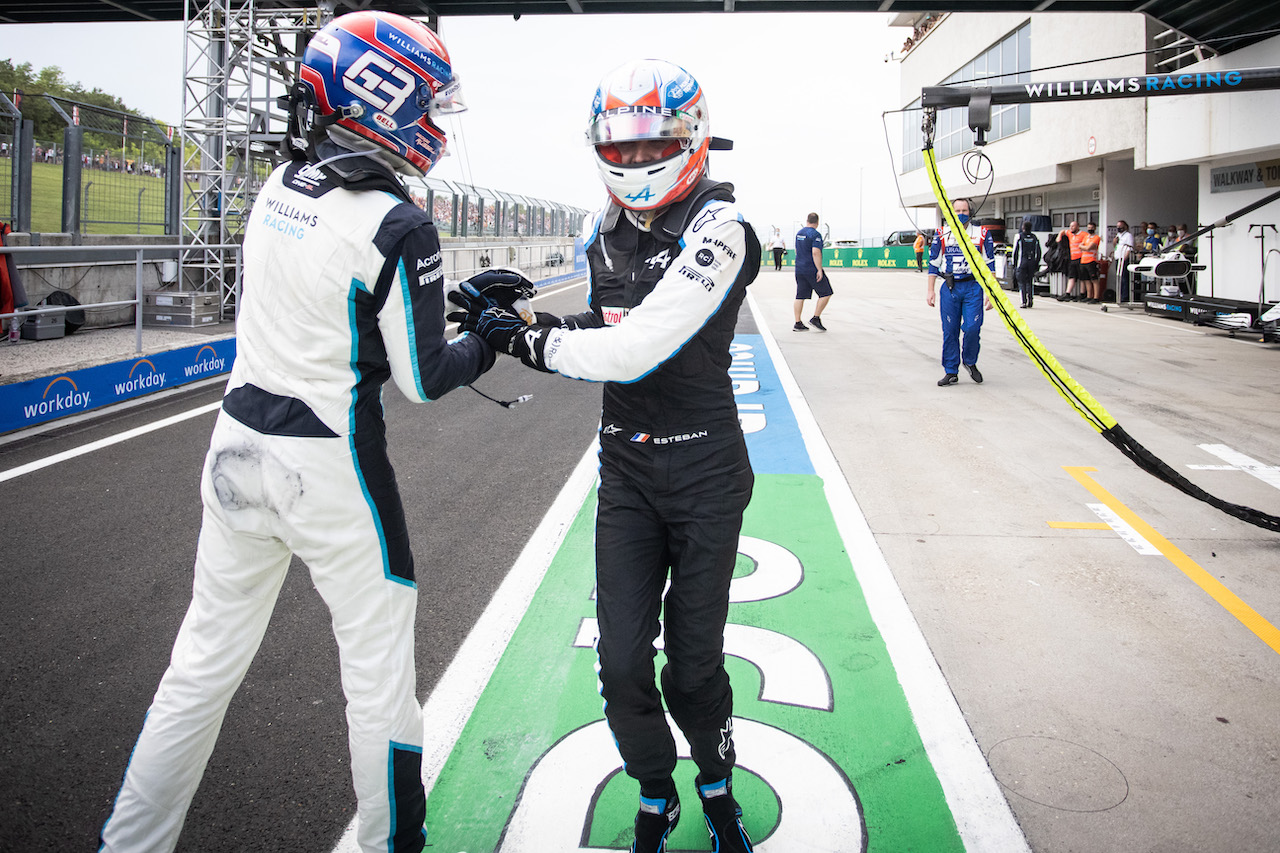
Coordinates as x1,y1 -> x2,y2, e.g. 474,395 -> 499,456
901,21 -> 1031,173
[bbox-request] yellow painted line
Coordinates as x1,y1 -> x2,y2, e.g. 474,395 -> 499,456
1046,521 -> 1111,529
1064,466 -> 1280,655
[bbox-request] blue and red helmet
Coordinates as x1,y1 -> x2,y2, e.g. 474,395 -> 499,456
298,11 -> 465,175
586,59 -> 711,211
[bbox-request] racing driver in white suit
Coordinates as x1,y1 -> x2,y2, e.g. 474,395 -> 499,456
449,59 -> 760,853
99,12 -> 492,853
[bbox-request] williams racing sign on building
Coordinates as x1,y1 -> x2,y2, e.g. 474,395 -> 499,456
0,338 -> 235,434
922,65 -> 1280,109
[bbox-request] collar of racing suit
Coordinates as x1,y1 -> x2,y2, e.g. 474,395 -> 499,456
597,178 -> 738,241
308,140 -> 414,205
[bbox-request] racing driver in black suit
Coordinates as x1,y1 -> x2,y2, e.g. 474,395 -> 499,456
449,58 -> 759,853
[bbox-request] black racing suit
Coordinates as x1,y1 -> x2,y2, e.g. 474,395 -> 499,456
546,179 -> 760,789
1013,230 -> 1042,306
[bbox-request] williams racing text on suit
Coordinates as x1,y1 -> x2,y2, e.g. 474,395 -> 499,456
100,152 -> 493,853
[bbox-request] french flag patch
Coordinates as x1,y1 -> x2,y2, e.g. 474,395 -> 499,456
629,432 -> 651,443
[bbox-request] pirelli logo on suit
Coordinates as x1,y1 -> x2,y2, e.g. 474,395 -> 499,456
677,264 -> 716,292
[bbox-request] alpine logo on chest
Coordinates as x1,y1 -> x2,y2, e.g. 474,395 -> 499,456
644,249 -> 672,270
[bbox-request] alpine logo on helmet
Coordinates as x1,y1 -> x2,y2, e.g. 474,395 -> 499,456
586,59 -> 711,212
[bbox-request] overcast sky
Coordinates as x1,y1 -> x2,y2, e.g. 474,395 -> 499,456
3,13 -> 924,241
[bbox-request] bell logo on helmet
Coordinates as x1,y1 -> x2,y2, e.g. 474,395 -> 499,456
373,113 -> 398,131
343,50 -> 417,116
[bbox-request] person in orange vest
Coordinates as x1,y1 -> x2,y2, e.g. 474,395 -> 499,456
913,231 -> 926,271
1078,222 -> 1103,304
1057,220 -> 1083,301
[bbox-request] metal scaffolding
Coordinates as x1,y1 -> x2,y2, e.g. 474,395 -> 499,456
175,0 -> 583,315
180,0 -> 332,311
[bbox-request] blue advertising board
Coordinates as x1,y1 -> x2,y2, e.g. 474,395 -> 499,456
1,338 -> 236,434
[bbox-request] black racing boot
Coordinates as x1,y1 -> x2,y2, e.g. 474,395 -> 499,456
696,776 -> 753,852
632,791 -> 680,853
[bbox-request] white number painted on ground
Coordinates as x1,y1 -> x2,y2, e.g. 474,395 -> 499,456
573,617 -> 832,711
497,716 -> 863,852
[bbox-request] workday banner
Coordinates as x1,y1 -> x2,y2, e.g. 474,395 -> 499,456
0,338 -> 235,434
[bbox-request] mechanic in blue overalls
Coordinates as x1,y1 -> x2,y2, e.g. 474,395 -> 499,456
926,197 -> 995,386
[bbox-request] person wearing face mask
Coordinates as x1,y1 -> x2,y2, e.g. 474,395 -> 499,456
1056,220 -> 1082,301
1144,223 -> 1164,254
927,197 -> 994,386
1111,220 -> 1134,303
1133,223 -> 1164,297
1078,222 -> 1103,304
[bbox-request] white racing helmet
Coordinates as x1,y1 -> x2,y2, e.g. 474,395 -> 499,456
586,59 -> 711,211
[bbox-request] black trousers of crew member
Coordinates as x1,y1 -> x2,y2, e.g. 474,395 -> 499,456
594,430 -> 754,788
1016,261 -> 1036,306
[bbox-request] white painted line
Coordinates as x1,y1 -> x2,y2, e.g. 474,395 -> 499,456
745,293 -> 1031,853
420,445 -> 598,793
331,441 -> 601,853
1195,444 -> 1280,491
0,401 -> 221,483
1087,503 -> 1161,555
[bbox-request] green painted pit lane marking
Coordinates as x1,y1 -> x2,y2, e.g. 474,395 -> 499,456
423,478 -> 962,852
331,295 -> 1028,853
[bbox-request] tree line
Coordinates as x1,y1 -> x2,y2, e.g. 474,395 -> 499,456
1,59 -> 171,147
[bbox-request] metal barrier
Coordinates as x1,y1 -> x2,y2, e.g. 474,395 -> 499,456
0,242 -> 240,352
2,238 -> 582,353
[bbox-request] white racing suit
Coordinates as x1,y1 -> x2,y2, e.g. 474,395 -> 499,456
543,180 -> 761,790
100,150 -> 493,853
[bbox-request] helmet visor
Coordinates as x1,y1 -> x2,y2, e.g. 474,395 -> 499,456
586,107 -> 698,147
426,77 -> 467,117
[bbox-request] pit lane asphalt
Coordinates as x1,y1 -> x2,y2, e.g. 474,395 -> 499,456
0,284 -> 604,853
2,269 -> 1279,853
